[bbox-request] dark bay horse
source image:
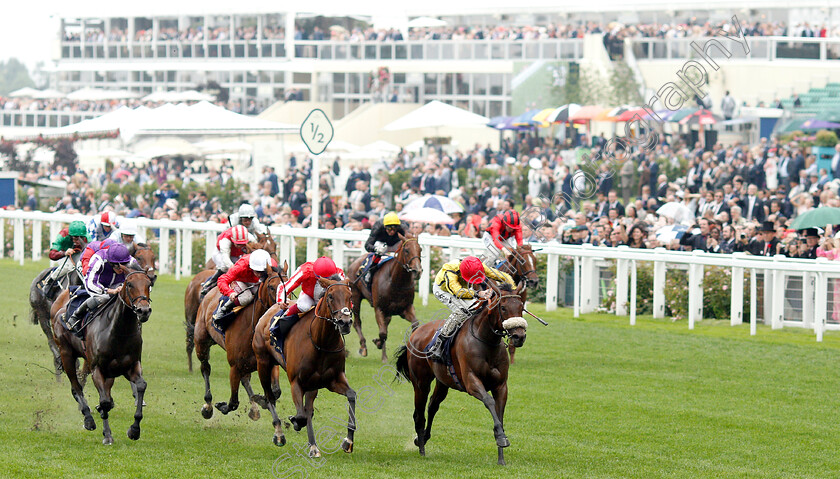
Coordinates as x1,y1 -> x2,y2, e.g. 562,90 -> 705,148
253,276 -> 356,456
184,236 -> 275,372
496,244 -> 539,364
395,281 -> 528,465
51,268 -> 153,445
193,263 -> 284,421
346,233 -> 423,362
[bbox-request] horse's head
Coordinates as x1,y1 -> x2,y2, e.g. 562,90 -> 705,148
507,244 -> 538,289
256,233 -> 278,262
132,243 -> 157,286
121,269 -> 153,323
397,233 -> 423,279
486,280 -> 527,348
315,276 -> 353,336
242,240 -> 262,255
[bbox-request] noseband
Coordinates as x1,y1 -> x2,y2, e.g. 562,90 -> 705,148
470,293 -> 523,346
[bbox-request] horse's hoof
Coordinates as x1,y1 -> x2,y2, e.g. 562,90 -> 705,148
102,436 -> 114,446
273,434 -> 286,447
252,394 -> 268,409
372,338 -> 383,349
248,407 -> 260,421
359,347 -> 367,357
418,447 -> 425,456
289,415 -> 306,432
201,404 -> 213,419
83,416 -> 96,431
271,386 -> 282,399
215,402 -> 235,414
127,425 -> 141,441
341,438 -> 354,453
498,459 -> 506,466
308,445 -> 321,458
496,436 -> 510,448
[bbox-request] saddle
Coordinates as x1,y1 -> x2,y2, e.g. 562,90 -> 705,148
360,254 -> 394,289
269,310 -> 302,360
424,326 -> 464,390
211,296 -> 245,335
60,287 -> 117,337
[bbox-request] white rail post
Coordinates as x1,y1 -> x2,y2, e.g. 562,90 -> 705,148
687,260 -> 704,329
182,229 -> 193,277
652,255 -> 666,318
332,238 -> 345,270
0,217 -> 5,258
174,227 -> 182,281
545,253 -> 558,311
159,228 -> 170,275
771,260 -> 785,329
205,231 -> 215,263
814,268 -> 827,342
802,271 -> 814,329
420,243 -> 431,306
629,259 -> 637,325
306,236 -> 318,263
615,256 -> 629,316
750,269 -> 757,336
14,218 -> 24,265
32,220 -> 42,260
573,255 -> 581,318
731,262 -> 744,326
288,234 -> 297,272
762,268 -> 772,324
580,252 -> 596,313
49,221 -> 60,255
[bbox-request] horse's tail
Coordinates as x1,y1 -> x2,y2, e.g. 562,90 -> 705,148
394,344 -> 410,382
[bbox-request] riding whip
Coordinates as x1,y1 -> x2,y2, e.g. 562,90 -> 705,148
523,308 -> 548,326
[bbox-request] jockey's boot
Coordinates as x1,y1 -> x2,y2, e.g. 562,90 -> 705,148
66,303 -> 89,333
269,312 -> 299,343
427,336 -> 445,362
200,269 -> 224,299
42,279 -> 60,299
213,298 -> 235,322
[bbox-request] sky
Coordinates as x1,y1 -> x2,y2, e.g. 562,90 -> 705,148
0,1 -> 62,69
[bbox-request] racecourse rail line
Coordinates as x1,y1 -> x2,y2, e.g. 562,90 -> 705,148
2,209 -> 839,341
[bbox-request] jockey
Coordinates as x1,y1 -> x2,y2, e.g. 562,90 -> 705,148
200,225 -> 256,297
427,256 -> 514,361
482,210 -> 523,262
87,211 -> 119,242
359,212 -> 406,285
229,203 -> 268,236
39,220 -> 90,298
66,243 -> 138,332
80,238 -> 118,275
213,249 -> 276,321
270,256 -> 345,336
116,218 -> 144,254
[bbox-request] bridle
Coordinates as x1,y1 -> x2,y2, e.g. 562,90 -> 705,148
501,248 -> 537,282
469,292 -> 522,346
310,282 -> 353,354
120,270 -> 153,314
397,237 -> 422,275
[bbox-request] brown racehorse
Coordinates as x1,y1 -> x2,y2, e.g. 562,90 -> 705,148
184,235 -> 276,372
395,281 -> 528,465
51,268 -> 153,445
496,243 -> 539,364
193,263 -> 284,421
252,276 -> 356,456
346,233 -> 423,362
131,243 -> 158,283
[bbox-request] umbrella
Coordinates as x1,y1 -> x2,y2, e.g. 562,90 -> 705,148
403,194 -> 464,214
511,109 -> 544,128
8,87 -> 40,98
32,88 -> 66,99
656,202 -> 694,224
547,104 -> 581,123
530,108 -> 556,127
655,224 -> 689,242
613,107 -> 650,122
790,207 -> 840,230
399,207 -> 454,225
407,16 -> 447,28
799,118 -> 840,131
678,109 -> 723,126
569,105 -> 607,123
488,116 -> 531,131
667,107 -> 700,123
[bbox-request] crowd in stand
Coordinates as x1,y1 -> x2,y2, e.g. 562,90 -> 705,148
0,98 -> 264,116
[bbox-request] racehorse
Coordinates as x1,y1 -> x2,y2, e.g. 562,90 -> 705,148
51,267 -> 153,445
395,281 -> 528,465
184,235 -> 276,372
252,276 -> 356,456
346,233 -> 423,362
193,262 -> 284,421
131,243 -> 157,282
496,243 -> 538,364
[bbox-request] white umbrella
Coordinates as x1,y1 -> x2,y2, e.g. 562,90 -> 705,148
383,100 -> 490,131
403,194 -> 464,214
399,207 -> 454,225
655,224 -> 689,243
8,87 -> 41,98
32,88 -> 66,99
407,16 -> 447,28
656,202 -> 694,225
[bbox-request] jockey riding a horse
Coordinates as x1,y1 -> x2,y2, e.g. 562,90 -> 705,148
213,250 -> 275,323
38,220 -> 90,299
80,238 -> 118,275
116,218 -> 144,254
269,257 -> 344,339
482,210 -> 523,265
87,211 -> 119,242
66,243 -> 139,333
427,255 -> 514,361
359,212 -> 406,287
200,225 -> 256,298
229,203 -> 268,236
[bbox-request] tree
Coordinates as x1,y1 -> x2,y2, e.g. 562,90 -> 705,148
0,58 -> 34,96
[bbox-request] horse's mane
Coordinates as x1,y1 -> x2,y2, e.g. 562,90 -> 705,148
497,282 -> 513,292
136,242 -> 149,249
126,263 -> 145,273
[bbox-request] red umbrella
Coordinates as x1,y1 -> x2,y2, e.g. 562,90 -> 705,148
613,107 -> 650,122
678,109 -> 722,126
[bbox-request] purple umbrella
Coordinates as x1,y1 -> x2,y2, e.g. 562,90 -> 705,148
800,118 -> 840,131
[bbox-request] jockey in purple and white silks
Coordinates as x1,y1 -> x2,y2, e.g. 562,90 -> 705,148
66,243 -> 139,332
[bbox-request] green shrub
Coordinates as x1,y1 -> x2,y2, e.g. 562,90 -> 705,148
815,129 -> 839,147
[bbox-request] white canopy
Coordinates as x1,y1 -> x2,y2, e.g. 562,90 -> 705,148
383,100 -> 490,131
8,87 -> 41,98
33,89 -> 67,100
66,88 -> 143,101
142,90 -> 215,102
407,16 -> 447,28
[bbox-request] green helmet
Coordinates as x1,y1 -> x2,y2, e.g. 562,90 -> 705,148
68,221 -> 87,237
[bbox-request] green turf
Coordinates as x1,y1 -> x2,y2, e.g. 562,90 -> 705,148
1,258 -> 840,478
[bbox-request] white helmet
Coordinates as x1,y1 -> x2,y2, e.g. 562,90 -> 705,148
238,203 -> 256,218
249,249 -> 271,272
119,219 -> 138,236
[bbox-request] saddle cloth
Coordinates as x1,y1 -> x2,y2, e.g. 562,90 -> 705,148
423,326 -> 464,390
60,287 -> 116,335
211,296 -> 245,335
269,310 -> 302,360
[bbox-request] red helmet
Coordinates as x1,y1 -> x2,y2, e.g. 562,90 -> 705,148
459,256 -> 486,284
313,256 -> 338,278
230,225 -> 249,245
501,210 -> 520,229
100,211 -> 116,227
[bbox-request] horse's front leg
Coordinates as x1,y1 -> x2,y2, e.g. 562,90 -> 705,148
288,380 -> 307,432
240,374 -> 261,421
303,390 -> 321,458
351,291 -> 367,357
491,383 -> 509,465
215,365 -> 241,415
328,374 -> 357,453
372,308 -> 390,363
126,362 -> 146,440
403,303 -> 420,331
92,368 -> 116,445
464,373 -> 509,464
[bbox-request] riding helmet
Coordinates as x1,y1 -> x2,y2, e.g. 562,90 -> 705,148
230,225 -> 249,245
501,210 -> 520,229
249,249 -> 271,272
238,203 -> 256,219
100,211 -> 116,227
383,212 -> 400,226
459,256 -> 486,284
68,221 -> 87,237
313,256 -> 338,278
106,244 -> 131,264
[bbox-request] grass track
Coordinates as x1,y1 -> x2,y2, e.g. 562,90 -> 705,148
1,259 -> 840,478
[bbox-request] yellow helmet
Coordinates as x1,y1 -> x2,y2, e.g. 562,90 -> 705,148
383,212 -> 400,226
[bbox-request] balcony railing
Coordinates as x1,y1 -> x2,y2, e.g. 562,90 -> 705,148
0,109 -> 100,128
627,36 -> 840,62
